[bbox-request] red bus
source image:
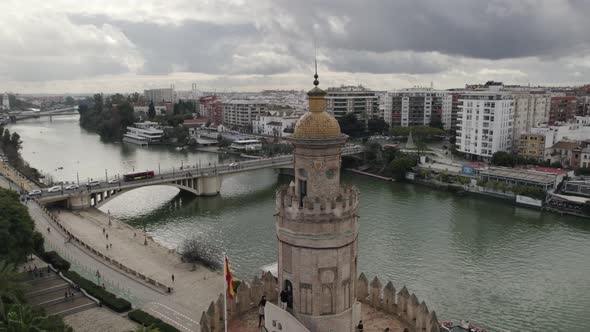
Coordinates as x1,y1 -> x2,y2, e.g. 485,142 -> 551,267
124,170 -> 155,182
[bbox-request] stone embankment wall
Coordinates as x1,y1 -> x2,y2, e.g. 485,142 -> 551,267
199,272 -> 440,332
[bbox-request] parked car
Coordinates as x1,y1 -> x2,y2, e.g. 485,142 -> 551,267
27,189 -> 42,196
86,180 -> 100,187
65,184 -> 79,190
47,186 -> 62,193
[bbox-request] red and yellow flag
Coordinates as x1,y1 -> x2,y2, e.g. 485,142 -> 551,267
225,256 -> 236,299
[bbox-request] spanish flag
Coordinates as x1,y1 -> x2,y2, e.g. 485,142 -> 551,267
225,256 -> 236,299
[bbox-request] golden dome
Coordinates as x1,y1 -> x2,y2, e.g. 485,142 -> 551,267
292,111 -> 341,138
292,67 -> 342,139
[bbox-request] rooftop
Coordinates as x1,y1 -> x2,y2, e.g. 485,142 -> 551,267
481,167 -> 559,184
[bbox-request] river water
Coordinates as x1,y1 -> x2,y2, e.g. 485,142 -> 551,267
9,115 -> 590,331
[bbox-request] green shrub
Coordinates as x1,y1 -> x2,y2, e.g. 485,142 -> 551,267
128,309 -> 180,332
63,271 -> 131,313
41,251 -> 70,271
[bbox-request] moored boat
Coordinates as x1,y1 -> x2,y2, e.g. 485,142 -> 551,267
440,320 -> 489,332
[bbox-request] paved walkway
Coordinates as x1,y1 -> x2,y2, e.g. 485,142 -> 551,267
0,173 -> 222,332
63,307 -> 138,332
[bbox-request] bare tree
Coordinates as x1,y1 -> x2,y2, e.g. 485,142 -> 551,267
179,235 -> 222,271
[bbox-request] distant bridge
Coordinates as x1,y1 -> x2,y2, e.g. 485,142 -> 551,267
10,107 -> 79,121
37,146 -> 363,209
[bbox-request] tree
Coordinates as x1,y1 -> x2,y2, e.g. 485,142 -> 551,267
0,188 -> 35,264
367,117 -> 389,135
386,156 -> 417,180
148,101 -> 156,119
338,113 -> 364,138
64,96 -> 75,106
550,161 -> 563,168
491,151 -> 515,167
179,236 -> 222,271
0,261 -> 25,322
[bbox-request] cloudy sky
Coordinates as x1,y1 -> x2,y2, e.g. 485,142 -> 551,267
2,0 -> 590,94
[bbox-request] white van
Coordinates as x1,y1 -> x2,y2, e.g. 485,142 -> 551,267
87,180 -> 100,187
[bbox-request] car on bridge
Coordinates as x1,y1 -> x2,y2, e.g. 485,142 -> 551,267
229,162 -> 239,168
65,184 -> 79,190
47,186 -> 62,193
27,189 -> 42,197
108,179 -> 119,184
86,180 -> 100,187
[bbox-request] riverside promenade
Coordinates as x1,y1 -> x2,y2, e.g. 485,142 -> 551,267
0,164 -> 223,332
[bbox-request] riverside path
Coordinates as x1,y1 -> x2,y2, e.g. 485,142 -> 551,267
0,173 -> 217,332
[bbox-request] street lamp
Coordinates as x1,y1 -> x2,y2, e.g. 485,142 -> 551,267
105,169 -> 108,182
76,171 -> 79,186
181,160 -> 184,170
158,163 -> 161,175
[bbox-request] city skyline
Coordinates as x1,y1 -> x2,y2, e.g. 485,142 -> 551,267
3,0 -> 590,93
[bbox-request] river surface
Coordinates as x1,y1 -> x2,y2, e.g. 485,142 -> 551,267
9,115 -> 590,331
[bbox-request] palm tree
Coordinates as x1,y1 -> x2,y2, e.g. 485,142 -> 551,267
4,303 -> 47,331
134,325 -> 161,332
0,260 -> 26,322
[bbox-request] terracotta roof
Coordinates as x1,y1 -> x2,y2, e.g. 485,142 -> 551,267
550,140 -> 579,150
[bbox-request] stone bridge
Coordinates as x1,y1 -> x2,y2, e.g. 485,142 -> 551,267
37,146 -> 363,209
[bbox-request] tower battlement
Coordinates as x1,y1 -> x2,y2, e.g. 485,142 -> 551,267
276,184 -> 359,220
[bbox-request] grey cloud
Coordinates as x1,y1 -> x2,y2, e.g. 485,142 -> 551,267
326,50 -> 449,74
269,0 -> 590,60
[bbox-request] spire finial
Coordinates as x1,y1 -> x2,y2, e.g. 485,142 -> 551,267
313,44 -> 319,86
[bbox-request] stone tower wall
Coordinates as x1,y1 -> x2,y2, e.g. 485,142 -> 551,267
199,272 -> 440,332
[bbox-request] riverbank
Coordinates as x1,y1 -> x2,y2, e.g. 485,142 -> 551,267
55,208 -> 223,320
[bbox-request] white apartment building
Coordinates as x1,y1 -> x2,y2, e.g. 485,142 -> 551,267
324,86 -> 380,127
144,88 -> 175,103
530,122 -> 590,150
383,88 -> 451,128
456,89 -> 514,160
252,110 -> 300,137
222,100 -> 267,131
1,93 -> 9,110
511,92 -> 550,150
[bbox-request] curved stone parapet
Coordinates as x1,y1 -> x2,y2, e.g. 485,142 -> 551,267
275,184 -> 360,248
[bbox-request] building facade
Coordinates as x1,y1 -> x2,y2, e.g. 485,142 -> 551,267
384,89 -> 451,128
1,93 -> 9,110
456,89 -> 514,160
518,133 -> 546,160
144,88 -> 175,103
252,110 -> 299,137
511,92 -> 550,150
324,86 -> 380,128
222,100 -> 267,131
275,74 -> 360,331
199,96 -> 223,125
549,96 -> 577,124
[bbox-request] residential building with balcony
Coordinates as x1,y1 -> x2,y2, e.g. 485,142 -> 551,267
324,85 -> 380,128
252,109 -> 300,137
144,88 -> 175,103
222,100 -> 268,132
549,96 -> 577,124
384,88 -> 451,128
199,96 -> 223,125
518,133 -> 546,160
512,92 -> 550,150
456,89 -> 514,160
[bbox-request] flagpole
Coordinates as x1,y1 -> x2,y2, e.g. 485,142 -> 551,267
223,253 -> 228,332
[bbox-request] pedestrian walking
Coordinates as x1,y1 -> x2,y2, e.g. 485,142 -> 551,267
102,283 -> 106,289
134,232 -> 136,237
47,227 -> 50,233
64,291 -> 68,300
171,274 -> 175,283
102,228 -> 105,234
70,290 -> 74,302
109,243 -> 112,249
106,244 -> 109,250
258,295 -> 267,327
106,233 -> 108,240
